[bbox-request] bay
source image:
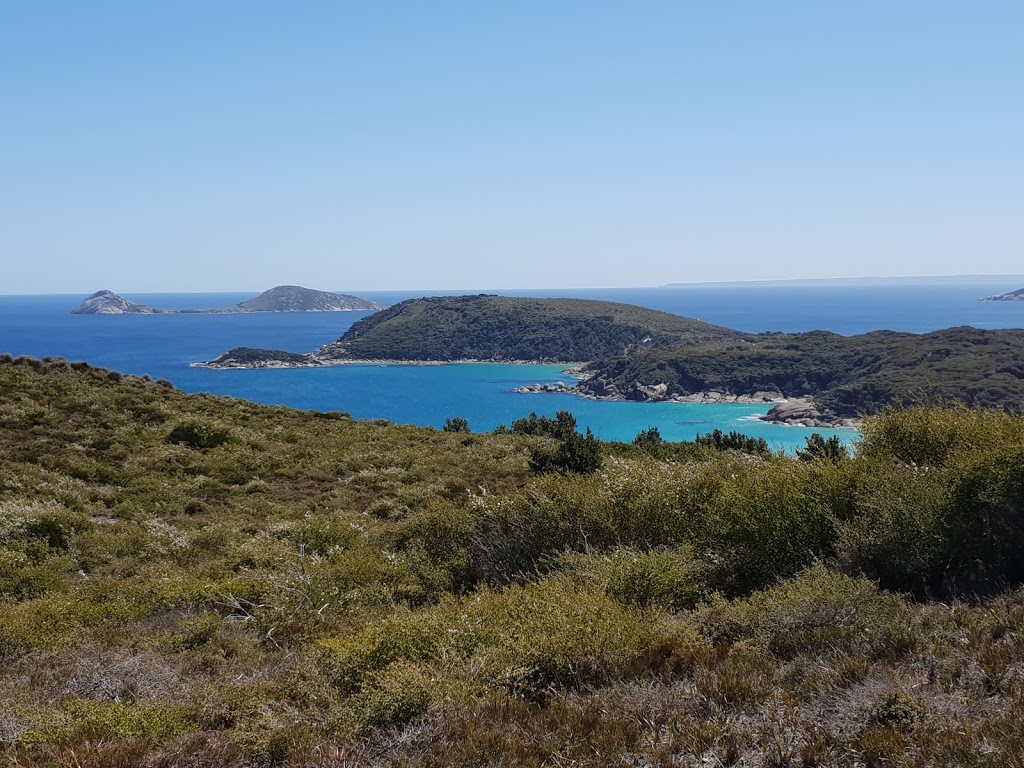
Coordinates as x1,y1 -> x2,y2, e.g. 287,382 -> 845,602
3,278 -> 1024,453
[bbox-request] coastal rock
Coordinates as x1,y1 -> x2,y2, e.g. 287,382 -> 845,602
761,398 -> 851,428
516,381 -> 575,394
197,347 -> 323,369
672,390 -> 783,404
634,381 -> 669,401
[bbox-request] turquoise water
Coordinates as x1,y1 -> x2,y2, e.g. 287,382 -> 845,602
5,280 -> 1024,453
200,361 -> 839,451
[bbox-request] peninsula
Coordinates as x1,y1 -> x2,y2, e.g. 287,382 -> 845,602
71,285 -> 384,315
982,287 -> 1024,301
199,295 -> 1024,426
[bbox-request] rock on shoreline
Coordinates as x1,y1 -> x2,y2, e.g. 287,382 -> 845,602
761,398 -> 860,428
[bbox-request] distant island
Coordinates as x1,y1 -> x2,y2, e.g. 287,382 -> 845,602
72,290 -> 174,315
199,294 -> 1024,428
982,288 -> 1024,301
71,286 -> 384,315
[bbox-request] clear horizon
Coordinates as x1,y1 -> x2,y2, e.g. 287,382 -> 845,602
5,272 -> 1024,298
3,3 -> 1022,293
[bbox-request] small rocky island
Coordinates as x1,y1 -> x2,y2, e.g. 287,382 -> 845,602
72,286 -> 384,315
72,290 -> 174,315
201,347 -> 323,369
982,288 -> 1024,301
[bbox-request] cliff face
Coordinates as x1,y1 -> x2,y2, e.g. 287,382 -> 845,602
71,290 -> 172,315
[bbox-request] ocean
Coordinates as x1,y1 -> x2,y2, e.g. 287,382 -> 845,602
3,279 -> 1023,453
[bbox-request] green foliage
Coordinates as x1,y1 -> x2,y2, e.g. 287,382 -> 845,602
695,428 -> 772,458
442,416 -> 471,433
5,357 -> 1024,764
632,426 -> 663,451
563,546 -> 710,611
529,427 -> 602,476
22,699 -> 197,744
166,422 -> 231,450
212,347 -> 311,364
696,566 -> 913,659
582,325 -> 1024,419
798,432 -> 850,462
510,410 -> 578,439
321,576 -> 659,705
323,294 -> 742,362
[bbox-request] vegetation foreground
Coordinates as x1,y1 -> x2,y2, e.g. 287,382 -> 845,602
1,356 -> 1023,767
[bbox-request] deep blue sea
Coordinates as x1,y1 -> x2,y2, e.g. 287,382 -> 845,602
3,279 -> 1023,453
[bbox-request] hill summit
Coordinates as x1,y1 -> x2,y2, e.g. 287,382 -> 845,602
318,295 -> 744,362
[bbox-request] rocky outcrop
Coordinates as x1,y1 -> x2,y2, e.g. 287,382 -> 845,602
516,381 -> 576,394
195,347 -> 323,369
72,290 -> 173,315
672,390 -> 785,404
761,398 -> 859,428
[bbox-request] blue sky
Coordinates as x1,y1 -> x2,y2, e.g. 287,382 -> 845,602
2,2 -> 1022,293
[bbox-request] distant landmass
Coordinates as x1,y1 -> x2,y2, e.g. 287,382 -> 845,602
982,288 -> 1024,302
71,286 -> 384,315
664,274 -> 1024,288
199,294 -> 1024,428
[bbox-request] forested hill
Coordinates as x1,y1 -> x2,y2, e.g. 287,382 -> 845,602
580,325 -> 1024,418
318,295 -> 745,361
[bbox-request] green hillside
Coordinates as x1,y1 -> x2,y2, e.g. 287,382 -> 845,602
319,295 -> 745,361
3,355 -> 1024,765
582,325 -> 1024,418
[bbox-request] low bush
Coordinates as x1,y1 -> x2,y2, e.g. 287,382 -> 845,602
695,566 -> 913,659
166,423 -> 231,450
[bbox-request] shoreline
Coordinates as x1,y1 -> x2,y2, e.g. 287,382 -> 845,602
191,357 -> 585,370
191,356 -> 858,430
519,382 -> 860,430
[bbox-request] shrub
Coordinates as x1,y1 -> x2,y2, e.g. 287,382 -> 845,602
511,411 -> 579,439
529,427 -> 602,475
21,699 -> 197,744
798,433 -> 849,462
353,660 -> 436,730
633,427 -> 663,451
443,417 -> 471,433
837,462 -> 952,594
695,429 -> 772,458
320,577 -> 659,707
166,423 -> 231,450
700,460 -> 834,593
695,566 -> 913,660
562,546 -> 710,611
